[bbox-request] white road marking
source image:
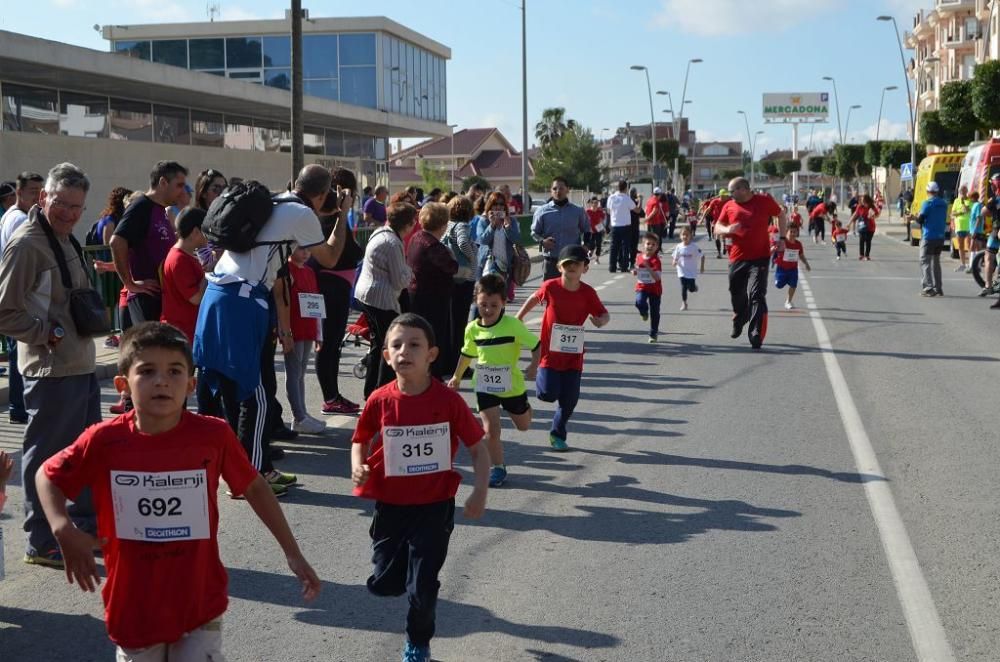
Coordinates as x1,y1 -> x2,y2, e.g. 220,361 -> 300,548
807,275 -> 967,282
798,278 -> 955,662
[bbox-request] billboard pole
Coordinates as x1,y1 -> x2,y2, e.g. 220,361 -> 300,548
792,122 -> 799,201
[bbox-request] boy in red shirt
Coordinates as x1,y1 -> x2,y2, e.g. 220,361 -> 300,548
584,197 -> 606,263
632,232 -> 662,343
772,224 -> 811,310
35,322 -> 320,660
831,218 -> 849,259
351,313 -> 489,662
160,207 -> 208,343
516,244 -> 610,451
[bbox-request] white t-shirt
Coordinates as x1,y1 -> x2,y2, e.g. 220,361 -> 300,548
672,242 -> 703,279
0,207 -> 28,254
212,194 -> 324,288
606,192 -> 636,228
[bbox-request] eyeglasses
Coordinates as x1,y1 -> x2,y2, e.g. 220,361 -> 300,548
208,185 -> 225,194
49,199 -> 86,214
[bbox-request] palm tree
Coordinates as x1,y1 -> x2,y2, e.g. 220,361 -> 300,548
535,107 -> 578,149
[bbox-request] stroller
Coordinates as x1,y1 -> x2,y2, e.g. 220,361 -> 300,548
342,312 -> 372,379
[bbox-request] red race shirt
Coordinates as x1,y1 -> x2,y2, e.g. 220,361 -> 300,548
774,238 -> 803,271
634,254 -> 662,295
809,202 -> 828,220
288,261 -> 320,341
832,227 -> 849,242
706,196 -> 729,224
160,247 -> 204,342
718,194 -> 783,263
644,197 -> 667,226
585,208 -> 606,231
41,412 -> 258,650
790,211 -> 803,227
351,379 -> 484,505
534,279 -> 608,372
855,205 -> 877,233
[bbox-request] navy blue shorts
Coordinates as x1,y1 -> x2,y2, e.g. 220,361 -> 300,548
774,268 -> 799,289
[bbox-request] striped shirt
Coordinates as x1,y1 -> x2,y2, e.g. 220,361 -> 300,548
355,227 -> 412,312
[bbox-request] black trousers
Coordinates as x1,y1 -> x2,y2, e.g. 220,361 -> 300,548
315,273 -> 353,402
609,226 -> 631,272
858,230 -> 873,257
411,290 -> 452,380
127,292 -> 161,324
629,218 -> 640,266
448,280 -> 475,374
360,303 -> 399,399
542,257 -> 559,281
367,499 -> 455,647
729,258 -> 770,347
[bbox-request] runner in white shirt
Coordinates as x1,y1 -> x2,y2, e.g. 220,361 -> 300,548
606,179 -> 636,274
671,226 -> 704,310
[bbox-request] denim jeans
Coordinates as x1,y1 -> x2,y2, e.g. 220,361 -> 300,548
635,291 -> 661,337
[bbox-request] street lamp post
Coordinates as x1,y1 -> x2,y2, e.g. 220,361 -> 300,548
631,65 -> 657,187
751,130 -> 764,190
844,104 -> 862,142
737,109 -> 753,183
875,86 -> 898,201
822,76 -> 844,144
877,15 -> 917,178
676,58 -> 702,193
448,123 -> 458,191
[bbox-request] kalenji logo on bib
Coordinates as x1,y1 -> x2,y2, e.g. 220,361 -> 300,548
114,474 -> 140,486
141,473 -> 206,489
145,526 -> 192,539
384,428 -> 404,438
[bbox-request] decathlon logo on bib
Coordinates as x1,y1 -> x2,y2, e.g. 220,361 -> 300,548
382,423 -> 452,477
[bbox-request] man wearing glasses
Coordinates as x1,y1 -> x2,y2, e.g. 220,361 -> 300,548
531,177 -> 590,280
0,162 -> 100,568
713,177 -> 787,349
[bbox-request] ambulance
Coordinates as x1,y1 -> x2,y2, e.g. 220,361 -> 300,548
908,152 -> 965,245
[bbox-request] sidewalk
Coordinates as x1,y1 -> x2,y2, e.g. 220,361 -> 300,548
0,338 -> 119,408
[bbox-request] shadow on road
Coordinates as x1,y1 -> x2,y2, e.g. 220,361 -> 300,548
225,568 -> 620,651
0,605 -> 113,660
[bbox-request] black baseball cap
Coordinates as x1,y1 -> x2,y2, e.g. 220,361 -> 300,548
0,181 -> 15,198
558,244 -> 590,265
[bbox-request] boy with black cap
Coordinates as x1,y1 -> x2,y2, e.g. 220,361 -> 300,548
516,244 -> 609,451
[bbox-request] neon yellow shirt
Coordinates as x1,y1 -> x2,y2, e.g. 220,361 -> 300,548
460,314 -> 540,397
952,198 -> 971,232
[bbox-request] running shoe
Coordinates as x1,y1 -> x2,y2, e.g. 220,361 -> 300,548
266,469 -> 298,487
920,289 -> 937,297
648,336 -> 657,344
270,424 -> 298,441
935,289 -> 944,296
489,465 -> 508,487
103,335 -> 120,349
784,301 -> 794,310
954,264 -> 967,272
639,313 -> 649,321
680,302 -> 688,311
322,396 -> 360,415
548,434 -> 569,452
23,548 -> 64,569
401,642 -> 431,662
109,398 -> 127,415
9,412 -> 28,424
731,320 -> 745,339
292,416 -> 326,434
979,287 -> 991,297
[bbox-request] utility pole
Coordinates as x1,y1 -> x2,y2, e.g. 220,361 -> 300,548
521,0 -> 529,203
291,0 -> 304,182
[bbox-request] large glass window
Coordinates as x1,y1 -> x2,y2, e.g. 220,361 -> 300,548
325,129 -> 344,156
226,37 -> 262,69
224,115 -> 254,150
59,92 -> 108,138
305,79 -> 339,102
340,67 -> 377,108
228,71 -> 262,83
264,69 -> 291,90
190,39 -> 224,70
262,35 -> 290,68
114,40 -> 151,61
2,83 -> 59,134
340,33 -> 376,66
304,34 -> 338,78
253,119 -> 288,152
154,105 -> 190,144
191,110 -> 224,148
109,98 -> 152,142
152,40 -> 187,68
305,126 -> 325,154
344,133 -> 375,159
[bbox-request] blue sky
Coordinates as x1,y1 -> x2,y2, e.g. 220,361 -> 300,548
5,0 -> 929,155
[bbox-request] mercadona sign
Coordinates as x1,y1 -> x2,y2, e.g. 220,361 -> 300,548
762,93 -> 830,123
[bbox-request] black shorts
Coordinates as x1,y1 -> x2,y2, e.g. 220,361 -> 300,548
974,233 -> 988,243
476,391 -> 531,415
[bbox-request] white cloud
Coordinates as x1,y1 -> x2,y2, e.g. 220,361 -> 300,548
51,0 -> 79,7
654,0 -> 837,36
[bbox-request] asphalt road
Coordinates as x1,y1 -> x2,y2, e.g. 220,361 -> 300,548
1,229 -> 997,661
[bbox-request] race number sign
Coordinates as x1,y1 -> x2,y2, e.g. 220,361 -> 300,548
637,268 -> 656,285
111,470 -> 210,542
783,249 -> 800,263
475,365 -> 512,394
550,324 -> 585,354
298,293 -> 326,319
382,423 -> 452,477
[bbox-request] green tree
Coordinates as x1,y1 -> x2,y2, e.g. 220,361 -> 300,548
720,168 -> 745,180
864,141 -> 883,168
778,159 -> 801,178
531,124 -> 602,192
806,156 -> 825,173
417,159 -> 447,193
919,110 -> 968,149
759,160 -> 779,178
938,80 -> 983,144
461,175 -> 491,192
639,139 -> 680,164
534,107 -> 578,149
972,59 -> 1000,130
878,141 -> 927,169
833,144 -> 868,180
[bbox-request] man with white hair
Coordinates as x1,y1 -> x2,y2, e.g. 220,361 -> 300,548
915,180 -> 948,297
0,162 -> 99,568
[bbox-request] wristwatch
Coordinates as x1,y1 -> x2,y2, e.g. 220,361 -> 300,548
52,326 -> 65,340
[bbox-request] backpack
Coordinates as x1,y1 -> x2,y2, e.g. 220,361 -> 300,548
510,243 -> 531,286
202,180 -> 278,252
85,220 -> 103,246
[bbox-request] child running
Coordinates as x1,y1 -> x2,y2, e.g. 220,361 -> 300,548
831,218 -> 849,260
351,313 -> 489,662
671,226 -> 704,311
274,246 -> 327,435
35,322 -> 320,660
584,197 -> 606,264
633,232 -> 662,341
516,244 -> 610,451
449,274 -> 540,487
773,224 -> 812,309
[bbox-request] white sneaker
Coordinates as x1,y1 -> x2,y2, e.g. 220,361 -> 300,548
680,301 -> 688,311
784,301 -> 794,310
292,416 -> 326,434
955,264 -> 967,272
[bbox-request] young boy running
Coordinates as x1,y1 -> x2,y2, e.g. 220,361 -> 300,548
35,322 -> 320,660
352,313 -> 489,662
671,226 -> 704,311
516,244 -> 610,451
633,232 -> 663,342
773,225 -> 811,309
831,219 -> 849,260
449,274 -> 540,487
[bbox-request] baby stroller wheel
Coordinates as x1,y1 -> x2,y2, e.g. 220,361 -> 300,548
353,360 -> 367,379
